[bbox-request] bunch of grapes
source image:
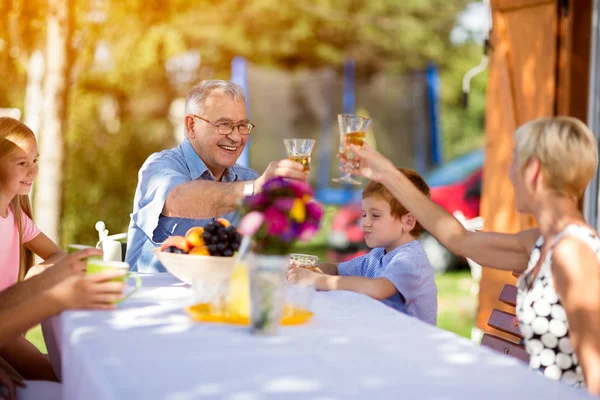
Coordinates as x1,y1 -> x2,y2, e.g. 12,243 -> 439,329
202,220 -> 243,257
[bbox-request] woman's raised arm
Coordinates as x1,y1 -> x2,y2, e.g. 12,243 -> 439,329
348,144 -> 537,271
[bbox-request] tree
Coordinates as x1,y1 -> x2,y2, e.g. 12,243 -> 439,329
0,0 -> 481,245
34,0 -> 74,242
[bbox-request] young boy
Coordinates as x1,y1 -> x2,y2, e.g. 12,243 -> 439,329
288,168 -> 437,325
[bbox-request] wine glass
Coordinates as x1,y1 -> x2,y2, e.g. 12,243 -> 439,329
283,139 -> 316,172
332,113 -> 371,185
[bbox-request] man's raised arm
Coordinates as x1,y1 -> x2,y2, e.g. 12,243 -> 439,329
163,180 -> 251,219
162,159 -> 307,219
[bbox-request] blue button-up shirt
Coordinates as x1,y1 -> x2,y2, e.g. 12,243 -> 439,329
337,240 -> 438,325
126,139 -> 259,272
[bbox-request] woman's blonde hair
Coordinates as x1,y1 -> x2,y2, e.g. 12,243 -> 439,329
0,117 -> 36,280
514,116 -> 598,200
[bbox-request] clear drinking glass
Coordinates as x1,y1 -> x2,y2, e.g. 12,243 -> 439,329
332,114 -> 371,185
247,253 -> 288,335
288,253 -> 320,271
284,139 -> 316,172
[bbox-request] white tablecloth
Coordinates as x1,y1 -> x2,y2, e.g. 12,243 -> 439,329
53,274 -> 593,400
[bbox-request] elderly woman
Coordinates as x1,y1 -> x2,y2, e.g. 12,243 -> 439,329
346,116 -> 600,394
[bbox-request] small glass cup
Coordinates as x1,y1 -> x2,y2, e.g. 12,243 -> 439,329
284,139 -> 316,172
289,253 -> 320,272
332,114 -> 371,185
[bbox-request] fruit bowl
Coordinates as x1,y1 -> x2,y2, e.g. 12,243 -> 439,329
153,248 -> 236,285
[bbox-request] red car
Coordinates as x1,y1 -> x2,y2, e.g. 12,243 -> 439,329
425,149 -> 484,219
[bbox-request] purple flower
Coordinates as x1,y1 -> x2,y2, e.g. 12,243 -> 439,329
273,197 -> 294,212
280,228 -> 296,242
240,177 -> 323,253
287,180 -> 314,198
261,177 -> 288,192
246,192 -> 269,209
264,208 -> 289,236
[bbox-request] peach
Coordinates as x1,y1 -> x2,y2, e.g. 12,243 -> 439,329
160,235 -> 190,253
185,227 -> 205,248
216,218 -> 231,227
189,246 -> 210,256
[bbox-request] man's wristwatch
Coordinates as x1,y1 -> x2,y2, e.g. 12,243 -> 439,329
243,181 -> 256,197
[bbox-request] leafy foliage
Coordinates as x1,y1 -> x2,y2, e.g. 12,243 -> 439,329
0,0 -> 484,245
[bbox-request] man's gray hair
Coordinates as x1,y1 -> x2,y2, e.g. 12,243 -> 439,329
185,80 -> 246,115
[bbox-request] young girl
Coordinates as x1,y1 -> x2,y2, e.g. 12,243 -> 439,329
0,117 -> 67,381
0,117 -> 66,291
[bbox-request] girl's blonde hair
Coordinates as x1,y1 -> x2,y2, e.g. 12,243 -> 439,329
514,116 -> 598,200
0,117 -> 36,280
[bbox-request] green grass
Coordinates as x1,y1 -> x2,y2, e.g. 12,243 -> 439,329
435,271 -> 477,338
26,325 -> 47,354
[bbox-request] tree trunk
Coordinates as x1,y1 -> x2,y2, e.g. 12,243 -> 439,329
34,0 -> 73,243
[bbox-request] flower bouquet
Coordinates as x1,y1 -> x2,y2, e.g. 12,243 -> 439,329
236,177 -> 323,334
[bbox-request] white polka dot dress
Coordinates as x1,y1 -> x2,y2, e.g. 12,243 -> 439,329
516,225 -> 599,388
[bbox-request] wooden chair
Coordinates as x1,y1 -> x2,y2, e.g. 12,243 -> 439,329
481,282 -> 529,363
499,284 -> 517,307
487,309 -> 523,339
481,334 -> 529,362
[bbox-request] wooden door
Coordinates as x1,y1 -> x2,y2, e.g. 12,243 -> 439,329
477,0 -> 591,339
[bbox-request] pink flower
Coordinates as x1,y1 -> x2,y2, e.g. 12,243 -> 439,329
288,179 -> 314,198
299,224 -> 319,241
264,208 -> 289,236
240,177 -> 324,253
305,201 -> 323,222
238,211 -> 265,236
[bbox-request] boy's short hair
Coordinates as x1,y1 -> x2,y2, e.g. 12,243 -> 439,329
362,168 -> 430,237
514,116 -> 598,200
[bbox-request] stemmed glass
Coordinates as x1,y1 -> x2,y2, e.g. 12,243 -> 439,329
283,139 -> 316,172
332,113 -> 371,185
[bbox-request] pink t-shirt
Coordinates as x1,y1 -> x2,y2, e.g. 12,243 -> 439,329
0,206 -> 41,290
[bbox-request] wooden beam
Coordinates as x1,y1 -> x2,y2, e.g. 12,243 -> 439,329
492,0 -> 555,12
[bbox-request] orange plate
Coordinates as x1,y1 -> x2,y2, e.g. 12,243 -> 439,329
185,303 -> 314,326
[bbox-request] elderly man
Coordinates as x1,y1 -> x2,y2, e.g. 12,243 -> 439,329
126,80 -> 306,272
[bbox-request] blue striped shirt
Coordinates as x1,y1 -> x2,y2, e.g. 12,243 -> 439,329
338,240 -> 438,325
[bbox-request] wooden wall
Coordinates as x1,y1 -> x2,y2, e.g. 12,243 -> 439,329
477,0 -> 592,338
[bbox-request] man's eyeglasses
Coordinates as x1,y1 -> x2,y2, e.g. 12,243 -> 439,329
191,114 -> 255,135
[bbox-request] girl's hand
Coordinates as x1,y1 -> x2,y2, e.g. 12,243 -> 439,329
44,248 -> 103,281
48,271 -> 126,311
346,143 -> 396,183
44,249 -> 126,311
